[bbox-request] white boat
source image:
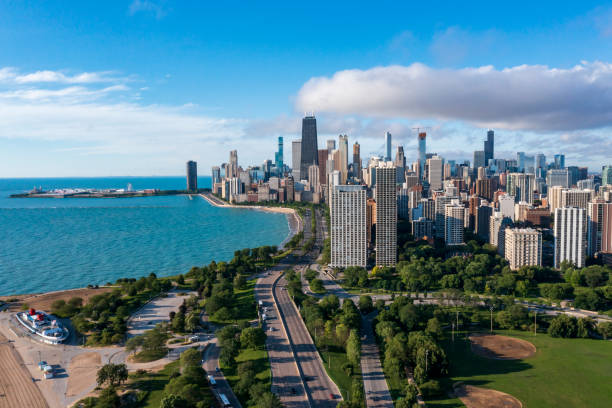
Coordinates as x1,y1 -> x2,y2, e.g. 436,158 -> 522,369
15,309 -> 69,344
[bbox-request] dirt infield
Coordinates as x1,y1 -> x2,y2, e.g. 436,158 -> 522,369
1,287 -> 113,312
0,333 -> 49,408
469,334 -> 536,360
66,352 -> 102,398
454,383 -> 522,408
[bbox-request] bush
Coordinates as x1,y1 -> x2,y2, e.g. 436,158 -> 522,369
548,314 -> 578,338
419,380 -> 443,397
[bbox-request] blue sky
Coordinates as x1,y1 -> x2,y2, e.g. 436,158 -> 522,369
1,0 -> 612,176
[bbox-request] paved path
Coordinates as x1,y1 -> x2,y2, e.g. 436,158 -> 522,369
126,291 -> 194,338
202,337 -> 242,408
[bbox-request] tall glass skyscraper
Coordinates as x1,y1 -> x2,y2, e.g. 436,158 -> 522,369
300,115 -> 318,178
275,136 -> 283,171
385,132 -> 392,161
484,130 -> 494,165
554,154 -> 565,169
418,132 -> 426,180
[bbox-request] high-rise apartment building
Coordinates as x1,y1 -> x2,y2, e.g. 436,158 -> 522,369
535,153 -> 546,178
186,161 -> 198,192
444,201 -> 465,245
546,169 -> 570,188
602,204 -> 612,254
412,217 -> 433,240
292,140 -> 302,180
561,189 -> 594,210
554,207 -> 587,268
548,185 -> 565,214
338,134 -> 349,184
385,132 -> 392,161
435,195 -> 457,238
427,155 -> 444,191
507,173 -> 535,204
395,146 -> 406,183
418,132 -> 427,180
498,194 -> 515,220
330,185 -> 367,267
366,198 -> 376,247
490,211 -> 512,255
587,199 -> 610,256
308,164 -> 321,194
505,228 -> 542,270
375,162 -> 397,266
317,149 -> 328,188
326,139 -> 336,153
300,115 -> 318,179
554,154 -> 565,169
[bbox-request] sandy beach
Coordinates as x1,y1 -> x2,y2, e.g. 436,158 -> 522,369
199,192 -> 302,247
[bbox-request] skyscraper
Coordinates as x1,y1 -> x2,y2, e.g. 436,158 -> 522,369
546,169 -> 570,188
228,150 -> 238,178
275,136 -> 283,171
375,162 -> 397,266
186,161 -> 198,192
331,185 -> 367,267
317,149 -> 328,188
535,153 -> 547,178
211,166 -> 221,185
417,132 -> 427,180
444,201 -> 465,245
505,228 -> 542,270
353,142 -> 361,181
473,150 -> 485,170
292,139 -> 302,180
587,199 -> 610,256
602,165 -> 612,186
484,130 -> 494,165
394,146 -> 406,183
554,154 -> 566,169
427,155 -> 443,191
338,134 -> 349,184
554,207 -> 587,268
300,115 -> 318,179
507,173 -> 535,204
326,139 -> 336,154
385,132 -> 392,161
561,189 -> 595,209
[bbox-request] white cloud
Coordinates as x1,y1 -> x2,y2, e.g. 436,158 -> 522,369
129,0 -> 167,19
0,68 -> 128,85
296,61 -> 612,132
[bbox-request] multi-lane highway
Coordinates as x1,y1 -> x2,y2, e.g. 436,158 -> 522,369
255,208 -> 341,407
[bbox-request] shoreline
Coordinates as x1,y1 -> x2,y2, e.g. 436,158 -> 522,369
199,192 -> 302,248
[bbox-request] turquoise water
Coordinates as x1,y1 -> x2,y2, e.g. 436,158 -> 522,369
0,177 -> 290,295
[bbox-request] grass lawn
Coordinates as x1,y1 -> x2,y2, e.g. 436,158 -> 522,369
132,348 -> 168,363
319,345 -> 360,400
220,348 -> 271,407
209,279 -> 258,325
425,329 -> 612,408
128,360 -> 180,407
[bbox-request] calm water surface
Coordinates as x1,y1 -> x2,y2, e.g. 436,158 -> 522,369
0,177 -> 290,295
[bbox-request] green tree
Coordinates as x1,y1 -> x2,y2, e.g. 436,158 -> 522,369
346,329 -> 361,367
425,318 -> 443,339
96,364 -> 128,387
358,295 -> 373,314
94,386 -> 120,408
240,327 -> 267,350
597,321 -> 612,339
255,392 -> 283,408
160,394 -> 189,408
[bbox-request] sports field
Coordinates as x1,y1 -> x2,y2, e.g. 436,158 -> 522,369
427,330 -> 612,408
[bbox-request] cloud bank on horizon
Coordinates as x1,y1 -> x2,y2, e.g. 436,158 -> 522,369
295,61 -> 612,132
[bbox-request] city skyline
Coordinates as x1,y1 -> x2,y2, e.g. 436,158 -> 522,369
2,1 -> 612,176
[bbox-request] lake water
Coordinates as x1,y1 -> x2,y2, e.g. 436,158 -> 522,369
0,177 -> 290,295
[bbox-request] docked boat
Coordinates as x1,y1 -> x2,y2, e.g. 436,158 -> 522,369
15,308 -> 69,344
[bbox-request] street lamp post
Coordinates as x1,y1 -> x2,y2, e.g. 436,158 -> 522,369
451,323 -> 454,342
425,349 -> 429,373
534,310 -> 537,336
489,306 -> 495,334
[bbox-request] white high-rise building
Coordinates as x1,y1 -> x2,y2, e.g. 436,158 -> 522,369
548,185 -> 566,214
330,185 -> 367,267
427,155 -> 444,191
498,194 -> 515,221
292,140 -> 302,180
554,207 -> 587,268
490,210 -> 512,255
561,189 -> 595,210
505,228 -> 542,270
444,201 -> 465,245
338,134 -> 349,184
375,162 -> 397,266
546,169 -> 570,188
308,164 -> 321,194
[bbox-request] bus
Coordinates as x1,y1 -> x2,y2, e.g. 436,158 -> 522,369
207,375 -> 216,387
219,393 -> 231,407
